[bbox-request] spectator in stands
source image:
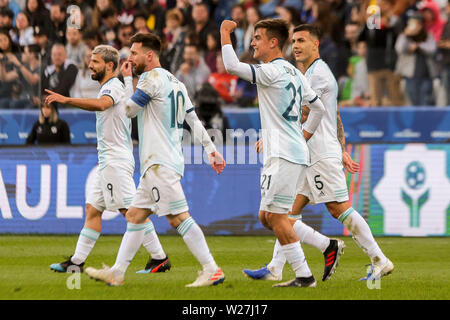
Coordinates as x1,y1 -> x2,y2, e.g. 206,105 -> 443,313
143,0 -> 166,37
117,23 -> 134,50
26,100 -> 71,145
6,44 -> 41,108
358,0 -> 404,106
33,24 -> 51,70
70,47 -> 101,99
344,21 -> 362,56
420,0 -> 446,42
438,0 -> 450,105
207,53 -> 238,104
118,0 -> 143,26
133,10 -> 151,34
12,12 -> 35,47
204,29 -> 220,73
41,43 -> 78,108
65,26 -> 87,67
0,29 -> 21,108
176,0 -> 193,28
163,8 -> 186,73
90,0 -> 114,29
0,0 -> 20,26
340,41 -> 370,106
175,43 -> 210,100
300,0 -> 315,24
275,5 -> 302,61
82,27 -> 102,50
243,5 -> 261,53
49,3 -> 67,44
100,7 -> 120,47
190,1 -> 218,52
25,0 -> 51,36
396,13 -> 438,106
231,3 -> 246,57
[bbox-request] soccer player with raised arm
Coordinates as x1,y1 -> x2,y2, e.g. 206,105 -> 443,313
85,33 -> 226,287
221,19 -> 326,287
244,25 -> 394,282
46,45 -> 171,274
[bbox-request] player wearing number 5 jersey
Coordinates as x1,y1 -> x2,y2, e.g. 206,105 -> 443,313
221,19 -> 326,288
46,45 -> 170,275
85,33 -> 226,287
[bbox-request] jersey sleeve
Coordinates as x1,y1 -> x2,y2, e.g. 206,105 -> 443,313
252,63 -> 281,86
129,69 -> 162,108
100,79 -> 123,105
308,73 -> 329,98
182,84 -> 195,114
299,72 -> 319,104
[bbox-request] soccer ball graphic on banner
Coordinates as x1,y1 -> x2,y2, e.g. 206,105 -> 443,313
405,161 -> 426,190
373,144 -> 450,236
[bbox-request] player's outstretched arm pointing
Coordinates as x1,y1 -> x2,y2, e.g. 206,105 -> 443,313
45,89 -> 113,111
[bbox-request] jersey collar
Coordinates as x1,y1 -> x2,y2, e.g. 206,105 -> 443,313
305,58 -> 321,73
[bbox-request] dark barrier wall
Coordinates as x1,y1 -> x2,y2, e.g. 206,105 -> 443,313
1,107 -> 450,145
1,144 -> 449,236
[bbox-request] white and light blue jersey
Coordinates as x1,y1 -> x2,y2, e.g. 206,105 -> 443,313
250,58 -> 318,166
304,58 -> 342,164
96,77 -> 134,170
128,67 -> 193,177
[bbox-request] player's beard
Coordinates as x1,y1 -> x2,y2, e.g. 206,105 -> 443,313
133,62 -> 145,76
91,67 -> 106,82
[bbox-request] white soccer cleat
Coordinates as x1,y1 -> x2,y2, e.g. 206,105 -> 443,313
85,264 -> 124,287
369,259 -> 394,280
185,268 -> 225,287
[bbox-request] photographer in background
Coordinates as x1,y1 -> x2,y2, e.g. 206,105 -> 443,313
395,13 -> 438,106
26,99 -> 71,145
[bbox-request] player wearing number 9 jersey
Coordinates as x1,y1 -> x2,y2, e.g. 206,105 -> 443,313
85,32 -> 226,287
221,18 -> 325,288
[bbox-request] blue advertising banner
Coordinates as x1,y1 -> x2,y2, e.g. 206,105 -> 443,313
1,144 -> 448,236
1,107 -> 450,145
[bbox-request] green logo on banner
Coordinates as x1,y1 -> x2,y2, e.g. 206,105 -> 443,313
402,161 -> 429,228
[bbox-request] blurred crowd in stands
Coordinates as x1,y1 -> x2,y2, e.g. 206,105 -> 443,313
0,0 -> 449,122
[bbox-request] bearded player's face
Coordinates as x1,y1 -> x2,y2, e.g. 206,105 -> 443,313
129,42 -> 147,76
89,53 -> 106,81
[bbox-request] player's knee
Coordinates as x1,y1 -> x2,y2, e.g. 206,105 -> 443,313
326,202 -> 348,219
85,204 -> 102,220
258,211 -> 271,230
167,211 -> 190,229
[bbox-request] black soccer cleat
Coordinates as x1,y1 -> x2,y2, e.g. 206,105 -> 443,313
50,256 -> 84,273
322,239 -> 345,281
272,275 -> 317,287
136,256 -> 171,274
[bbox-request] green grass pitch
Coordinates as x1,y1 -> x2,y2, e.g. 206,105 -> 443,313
0,235 -> 449,300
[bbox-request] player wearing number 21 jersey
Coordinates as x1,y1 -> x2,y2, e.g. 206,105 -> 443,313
221,18 -> 326,288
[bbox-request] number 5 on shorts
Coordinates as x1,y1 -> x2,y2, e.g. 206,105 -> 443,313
314,175 -> 323,190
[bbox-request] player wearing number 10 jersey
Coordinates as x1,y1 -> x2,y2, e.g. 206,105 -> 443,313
85,32 -> 226,287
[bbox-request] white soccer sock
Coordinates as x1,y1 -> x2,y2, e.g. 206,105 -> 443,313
142,220 -> 166,260
293,220 -> 330,253
267,239 -> 286,275
177,216 -> 218,273
338,207 -> 387,266
111,221 -> 147,274
71,227 -> 100,265
267,220 -> 330,274
280,242 -> 312,278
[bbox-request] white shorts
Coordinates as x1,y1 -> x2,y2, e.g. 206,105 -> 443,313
86,162 -> 136,212
296,157 -> 349,205
259,157 -> 306,214
131,164 -> 189,217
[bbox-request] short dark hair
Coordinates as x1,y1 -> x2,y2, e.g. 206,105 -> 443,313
130,32 -> 162,55
0,8 -> 14,19
254,18 -> 289,50
293,24 -> 322,40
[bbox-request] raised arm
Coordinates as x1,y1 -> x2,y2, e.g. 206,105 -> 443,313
220,20 -> 254,82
